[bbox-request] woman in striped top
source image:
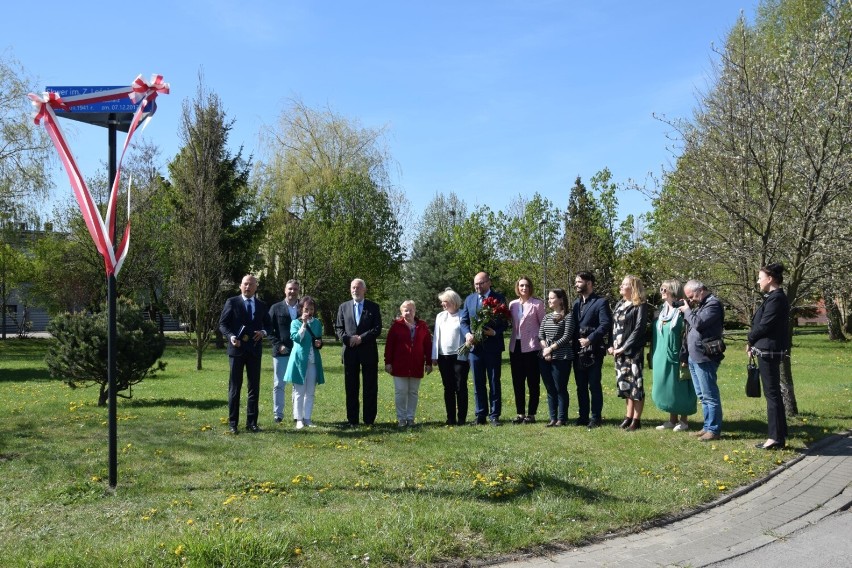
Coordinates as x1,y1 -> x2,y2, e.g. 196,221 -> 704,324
538,288 -> 576,427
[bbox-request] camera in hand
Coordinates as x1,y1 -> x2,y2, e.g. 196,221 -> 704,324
672,300 -> 684,308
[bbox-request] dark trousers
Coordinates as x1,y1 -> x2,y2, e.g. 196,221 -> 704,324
540,358 -> 571,422
344,360 -> 378,425
469,349 -> 502,420
228,354 -> 262,427
574,357 -> 604,422
437,354 -> 470,424
510,342 -> 541,416
758,355 -> 788,442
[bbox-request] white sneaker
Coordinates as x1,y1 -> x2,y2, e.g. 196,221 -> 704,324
656,421 -> 675,430
673,421 -> 689,432
296,420 -> 304,430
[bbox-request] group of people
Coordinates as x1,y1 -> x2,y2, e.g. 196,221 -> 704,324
218,264 -> 791,449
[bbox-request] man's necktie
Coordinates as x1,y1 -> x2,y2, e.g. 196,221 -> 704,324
246,299 -> 253,320
355,302 -> 362,325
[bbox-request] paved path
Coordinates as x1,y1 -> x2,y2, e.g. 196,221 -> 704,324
492,432 -> 852,568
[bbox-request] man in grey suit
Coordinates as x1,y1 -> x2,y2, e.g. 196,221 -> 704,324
335,278 -> 382,426
268,279 -> 300,423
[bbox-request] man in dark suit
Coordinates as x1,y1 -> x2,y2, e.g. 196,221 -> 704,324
219,274 -> 271,434
334,278 -> 382,426
459,271 -> 508,425
571,271 -> 612,429
268,279 -> 300,424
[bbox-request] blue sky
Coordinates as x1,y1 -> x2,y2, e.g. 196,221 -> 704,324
4,1 -> 755,223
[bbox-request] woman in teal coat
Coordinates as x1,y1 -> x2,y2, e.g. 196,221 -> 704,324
285,296 -> 325,429
651,279 -> 697,431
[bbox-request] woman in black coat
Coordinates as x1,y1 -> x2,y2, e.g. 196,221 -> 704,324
747,263 -> 790,450
609,275 -> 650,431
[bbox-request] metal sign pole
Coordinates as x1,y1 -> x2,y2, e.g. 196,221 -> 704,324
107,114 -> 118,489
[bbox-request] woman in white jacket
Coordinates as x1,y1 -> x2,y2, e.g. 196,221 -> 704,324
431,288 -> 470,425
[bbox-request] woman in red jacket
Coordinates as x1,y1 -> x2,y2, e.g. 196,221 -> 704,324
385,300 -> 433,427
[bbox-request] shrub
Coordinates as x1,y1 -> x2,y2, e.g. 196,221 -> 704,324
45,298 -> 167,405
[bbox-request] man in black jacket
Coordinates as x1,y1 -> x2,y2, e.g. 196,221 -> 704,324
219,274 -> 272,434
571,272 -> 612,429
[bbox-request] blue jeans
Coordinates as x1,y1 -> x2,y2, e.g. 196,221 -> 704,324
540,358 -> 571,422
469,349 -> 502,420
688,358 -> 722,435
272,355 -> 292,420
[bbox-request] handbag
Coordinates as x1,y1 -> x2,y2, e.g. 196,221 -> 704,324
700,337 -> 726,356
745,355 -> 761,397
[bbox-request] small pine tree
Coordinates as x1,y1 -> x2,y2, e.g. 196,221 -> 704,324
45,298 -> 167,406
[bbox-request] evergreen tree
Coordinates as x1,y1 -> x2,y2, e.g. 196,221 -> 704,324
45,298 -> 166,406
167,76 -> 262,369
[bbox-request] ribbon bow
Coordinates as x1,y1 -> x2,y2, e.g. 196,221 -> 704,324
28,91 -> 69,125
129,74 -> 170,105
26,74 -> 169,277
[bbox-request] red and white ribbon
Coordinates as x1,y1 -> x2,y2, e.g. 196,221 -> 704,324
27,74 -> 169,277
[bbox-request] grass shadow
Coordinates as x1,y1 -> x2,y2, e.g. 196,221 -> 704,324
0,368 -> 53,383
122,397 -> 224,410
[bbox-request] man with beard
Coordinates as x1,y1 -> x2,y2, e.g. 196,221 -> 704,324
571,271 -> 612,429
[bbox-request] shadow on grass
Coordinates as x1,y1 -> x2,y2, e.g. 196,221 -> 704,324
122,397 -> 224,410
323,470 -> 611,507
0,368 -> 53,383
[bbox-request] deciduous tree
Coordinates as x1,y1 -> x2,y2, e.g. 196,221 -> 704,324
655,0 -> 852,413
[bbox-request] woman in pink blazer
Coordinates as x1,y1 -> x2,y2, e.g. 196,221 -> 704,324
508,276 -> 546,423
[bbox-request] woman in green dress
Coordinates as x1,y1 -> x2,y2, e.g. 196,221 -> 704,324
651,279 -> 697,432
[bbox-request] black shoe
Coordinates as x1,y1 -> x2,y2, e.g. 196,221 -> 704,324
445,419 -> 457,426
489,418 -> 501,427
274,417 -> 283,424
755,441 -> 785,450
545,420 -> 557,427
511,415 -> 525,424
228,425 -> 238,435
470,417 -> 487,426
523,415 -> 536,424
619,416 -> 633,429
574,418 -> 588,427
246,424 -> 261,433
587,420 -> 600,429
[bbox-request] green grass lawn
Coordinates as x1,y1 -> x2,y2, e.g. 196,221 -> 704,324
0,331 -> 849,567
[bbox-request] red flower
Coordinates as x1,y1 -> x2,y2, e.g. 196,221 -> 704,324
458,296 -> 511,356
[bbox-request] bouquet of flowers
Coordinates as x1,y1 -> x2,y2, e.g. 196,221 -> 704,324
458,296 -> 511,356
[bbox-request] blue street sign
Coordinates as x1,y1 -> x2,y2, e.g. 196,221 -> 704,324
43,85 -> 153,131
44,86 -> 140,114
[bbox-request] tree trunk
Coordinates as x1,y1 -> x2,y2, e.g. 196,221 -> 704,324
98,384 -> 108,407
824,293 -> 847,341
780,319 -> 798,416
779,356 -> 798,416
1,280 -> 6,340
